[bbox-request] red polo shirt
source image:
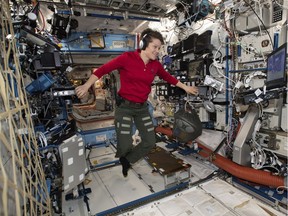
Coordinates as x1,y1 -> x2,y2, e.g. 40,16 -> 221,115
94,49 -> 178,103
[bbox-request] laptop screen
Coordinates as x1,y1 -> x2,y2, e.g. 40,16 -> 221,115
265,43 -> 287,89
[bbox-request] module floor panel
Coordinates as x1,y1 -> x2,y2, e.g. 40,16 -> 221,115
172,151 -> 218,180
61,165 -> 153,216
131,159 -> 165,192
88,145 -> 117,167
121,178 -> 285,216
61,172 -> 116,216
95,165 -> 152,206
61,144 -> 285,216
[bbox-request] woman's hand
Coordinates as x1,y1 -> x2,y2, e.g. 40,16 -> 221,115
184,85 -> 198,95
75,84 -> 89,99
75,74 -> 99,98
176,81 -> 198,95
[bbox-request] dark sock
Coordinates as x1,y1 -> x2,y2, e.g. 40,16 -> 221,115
119,157 -> 131,177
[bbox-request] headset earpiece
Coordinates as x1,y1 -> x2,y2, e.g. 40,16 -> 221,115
139,34 -> 148,50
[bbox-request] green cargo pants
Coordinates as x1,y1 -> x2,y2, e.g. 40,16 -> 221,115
114,102 -> 156,164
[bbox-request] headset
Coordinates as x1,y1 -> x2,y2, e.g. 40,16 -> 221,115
139,33 -> 149,50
